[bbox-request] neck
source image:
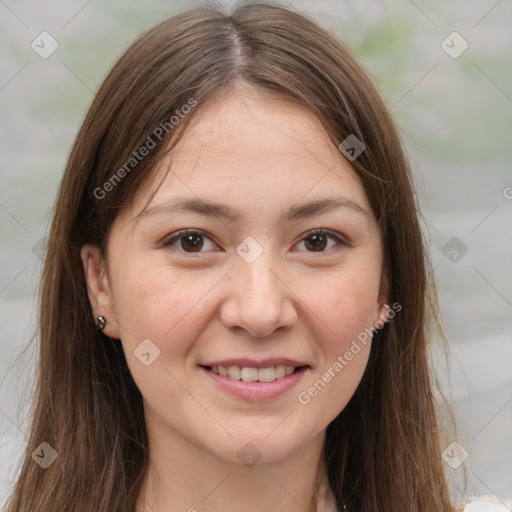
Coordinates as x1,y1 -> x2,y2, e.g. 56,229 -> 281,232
136,420 -> 329,512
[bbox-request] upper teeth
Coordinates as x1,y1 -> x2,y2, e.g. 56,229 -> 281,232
211,365 -> 296,382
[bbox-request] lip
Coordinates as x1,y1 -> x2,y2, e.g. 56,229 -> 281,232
199,365 -> 309,401
200,358 -> 308,368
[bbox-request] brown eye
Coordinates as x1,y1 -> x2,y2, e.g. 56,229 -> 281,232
180,233 -> 204,252
304,233 -> 328,252
296,230 -> 345,253
164,230 -> 216,253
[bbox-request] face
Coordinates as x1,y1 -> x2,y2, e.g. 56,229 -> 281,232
81,85 -> 388,466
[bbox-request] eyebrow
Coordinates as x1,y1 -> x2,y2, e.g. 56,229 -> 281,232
135,196 -> 370,223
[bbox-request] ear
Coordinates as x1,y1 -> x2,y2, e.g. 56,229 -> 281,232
80,244 -> 120,339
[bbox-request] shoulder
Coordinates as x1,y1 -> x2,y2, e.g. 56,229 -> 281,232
456,496 -> 511,512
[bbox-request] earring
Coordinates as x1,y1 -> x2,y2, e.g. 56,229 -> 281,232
96,315 -> 107,331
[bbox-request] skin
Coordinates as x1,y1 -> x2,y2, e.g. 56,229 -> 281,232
81,83 -> 389,512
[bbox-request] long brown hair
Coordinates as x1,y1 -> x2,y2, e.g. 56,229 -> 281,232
5,2 -> 458,510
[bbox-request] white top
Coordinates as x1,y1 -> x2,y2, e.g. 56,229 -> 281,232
459,497 -> 511,512
316,484 -> 510,512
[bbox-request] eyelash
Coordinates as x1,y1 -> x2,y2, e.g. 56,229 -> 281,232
163,229 -> 348,255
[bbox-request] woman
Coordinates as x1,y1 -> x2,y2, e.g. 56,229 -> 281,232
4,2 -> 500,511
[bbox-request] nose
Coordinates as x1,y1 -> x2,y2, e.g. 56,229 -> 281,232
219,251 -> 298,338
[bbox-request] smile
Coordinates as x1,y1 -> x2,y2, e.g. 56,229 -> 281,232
208,364 -> 299,382
200,364 -> 309,401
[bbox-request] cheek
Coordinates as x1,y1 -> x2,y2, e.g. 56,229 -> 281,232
309,268 -> 376,371
113,261 -> 216,357
299,340 -> 371,429
300,262 -> 382,342
293,263 -> 379,420
113,264 -> 217,408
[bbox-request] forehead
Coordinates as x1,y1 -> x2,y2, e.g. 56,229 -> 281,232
123,86 -> 372,223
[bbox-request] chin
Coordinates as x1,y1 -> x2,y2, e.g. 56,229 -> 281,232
215,427 -> 315,466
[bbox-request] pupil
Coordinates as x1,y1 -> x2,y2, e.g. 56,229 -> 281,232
306,234 -> 327,251
179,233 -> 327,252
182,234 -> 203,252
